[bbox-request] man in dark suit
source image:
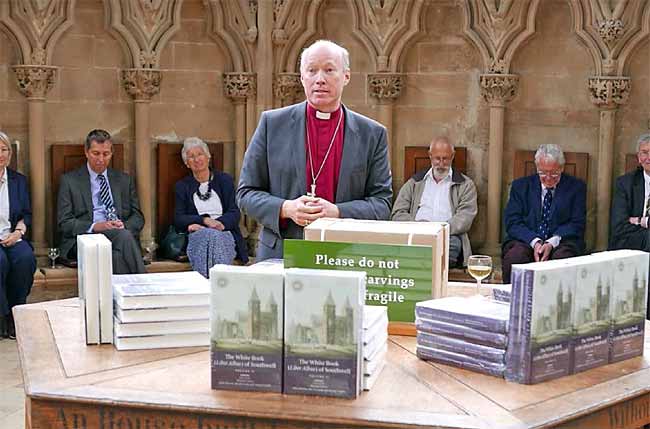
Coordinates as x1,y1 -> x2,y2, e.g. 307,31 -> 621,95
237,40 -> 392,260
501,144 -> 586,283
57,129 -> 145,274
610,133 -> 650,252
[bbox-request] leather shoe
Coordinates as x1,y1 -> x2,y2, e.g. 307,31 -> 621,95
7,315 -> 15,340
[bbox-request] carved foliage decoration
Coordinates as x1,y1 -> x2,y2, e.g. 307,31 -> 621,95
273,73 -> 303,103
350,0 -> 426,72
588,76 -> 630,108
104,0 -> 182,68
368,73 -> 403,101
272,0 -> 324,72
461,0 -> 540,73
479,73 -> 519,106
205,0 -> 256,73
122,68 -> 162,101
12,65 -> 57,99
224,73 -> 257,101
0,0 -> 75,65
570,0 -> 650,75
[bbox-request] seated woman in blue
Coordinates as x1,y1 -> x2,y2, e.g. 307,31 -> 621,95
0,131 -> 36,339
174,137 -> 248,277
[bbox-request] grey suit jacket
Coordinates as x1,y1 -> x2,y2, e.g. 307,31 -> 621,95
236,102 -> 392,260
57,166 -> 145,259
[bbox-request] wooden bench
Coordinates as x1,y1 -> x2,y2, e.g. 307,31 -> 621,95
513,150 -> 589,182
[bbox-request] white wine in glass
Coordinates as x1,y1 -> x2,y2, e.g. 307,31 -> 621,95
467,255 -> 492,295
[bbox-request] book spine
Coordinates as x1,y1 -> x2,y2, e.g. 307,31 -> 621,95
416,346 -> 505,378
416,332 -> 505,363
414,306 -> 507,333
98,242 -> 113,344
415,317 -> 507,349
505,267 -> 532,383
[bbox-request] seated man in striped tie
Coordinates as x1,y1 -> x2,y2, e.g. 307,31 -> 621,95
501,144 -> 586,283
57,129 -> 145,274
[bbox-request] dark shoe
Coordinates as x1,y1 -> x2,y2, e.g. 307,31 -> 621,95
60,257 -> 78,268
7,314 -> 15,340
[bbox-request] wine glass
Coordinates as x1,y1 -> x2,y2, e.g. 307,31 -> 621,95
467,255 -> 492,295
47,247 -> 60,269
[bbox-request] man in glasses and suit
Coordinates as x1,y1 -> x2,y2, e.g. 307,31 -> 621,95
501,144 -> 586,283
57,129 -> 145,274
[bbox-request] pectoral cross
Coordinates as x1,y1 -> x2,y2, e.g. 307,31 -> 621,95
307,183 -> 316,198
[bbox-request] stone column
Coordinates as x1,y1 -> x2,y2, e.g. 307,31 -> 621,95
479,73 -> 519,256
368,73 -> 404,190
255,0 -> 274,118
122,68 -> 162,261
588,76 -> 630,250
224,73 -> 257,183
12,65 -> 57,256
273,73 -> 302,107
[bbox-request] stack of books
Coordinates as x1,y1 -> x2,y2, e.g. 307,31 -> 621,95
112,272 -> 210,350
415,296 -> 510,377
362,305 -> 388,390
507,250 -> 648,384
77,234 -> 113,345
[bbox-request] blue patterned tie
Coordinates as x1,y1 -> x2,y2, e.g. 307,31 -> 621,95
537,188 -> 554,240
97,174 -> 114,213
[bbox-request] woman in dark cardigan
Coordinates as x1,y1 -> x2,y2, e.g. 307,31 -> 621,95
174,137 -> 248,277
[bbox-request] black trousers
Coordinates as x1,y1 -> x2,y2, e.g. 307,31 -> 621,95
501,239 -> 579,284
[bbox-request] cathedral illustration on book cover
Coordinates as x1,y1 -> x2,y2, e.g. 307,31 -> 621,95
531,273 -> 574,348
574,267 -> 612,336
613,264 -> 647,327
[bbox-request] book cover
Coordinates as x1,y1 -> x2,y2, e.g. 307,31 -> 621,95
114,317 -> 209,337
77,234 -> 100,345
113,332 -> 209,350
416,331 -> 505,363
609,251 -> 648,363
96,235 -> 113,344
115,305 -> 209,323
113,272 -> 209,309
284,268 -> 365,399
506,262 -> 575,384
415,317 -> 508,349
209,265 -> 284,392
571,258 -> 612,373
416,345 -> 505,378
492,284 -> 511,304
415,296 -> 509,333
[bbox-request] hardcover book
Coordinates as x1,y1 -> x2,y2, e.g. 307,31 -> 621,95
416,331 -> 505,363
415,296 -> 509,333
570,256 -> 612,373
114,317 -> 209,337
284,268 -> 365,399
96,235 -> 113,344
608,250 -> 648,363
77,234 -> 100,345
416,345 -> 505,377
209,264 -> 284,392
492,284 -> 511,304
115,305 -> 210,323
415,317 -> 508,349
362,358 -> 386,391
506,261 -> 575,384
113,332 -> 209,350
112,272 -> 209,309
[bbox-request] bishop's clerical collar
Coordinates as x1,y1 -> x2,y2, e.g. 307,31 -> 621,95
307,103 -> 342,121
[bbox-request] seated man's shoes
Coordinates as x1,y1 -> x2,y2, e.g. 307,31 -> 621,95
7,315 -> 15,340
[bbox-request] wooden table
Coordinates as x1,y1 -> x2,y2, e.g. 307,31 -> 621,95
14,298 -> 650,429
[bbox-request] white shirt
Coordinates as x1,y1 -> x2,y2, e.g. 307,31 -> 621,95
0,168 -> 10,239
193,182 -> 223,219
530,183 -> 560,248
415,168 -> 453,222
87,163 -> 116,232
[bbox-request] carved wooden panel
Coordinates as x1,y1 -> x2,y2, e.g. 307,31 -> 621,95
626,153 -> 640,173
403,146 -> 467,180
51,144 -> 125,243
513,150 -> 589,184
156,143 -> 224,241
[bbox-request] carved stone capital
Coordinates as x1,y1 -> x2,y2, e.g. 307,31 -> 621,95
588,76 -> 630,109
224,73 -> 257,102
368,73 -> 403,102
598,19 -> 624,45
121,69 -> 162,101
479,73 -> 518,106
273,73 -> 302,101
12,65 -> 57,100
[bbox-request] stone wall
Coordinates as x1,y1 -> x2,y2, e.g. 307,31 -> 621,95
0,0 -> 648,259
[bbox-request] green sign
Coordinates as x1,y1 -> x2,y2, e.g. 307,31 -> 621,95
284,240 -> 433,323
